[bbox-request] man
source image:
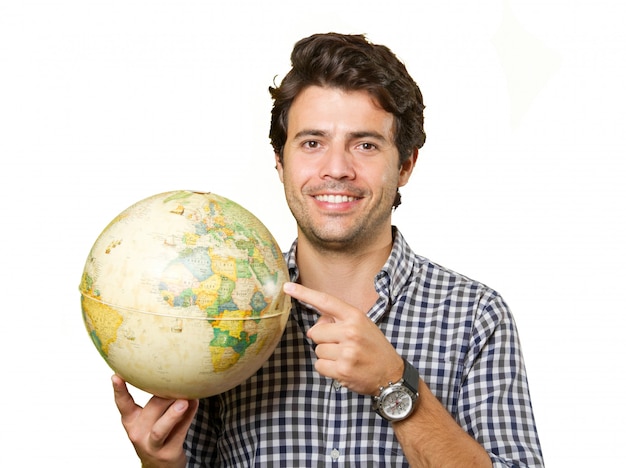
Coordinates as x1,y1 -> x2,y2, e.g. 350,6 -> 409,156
113,33 -> 544,467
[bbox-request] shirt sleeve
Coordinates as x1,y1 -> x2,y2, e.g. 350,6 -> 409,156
458,292 -> 544,467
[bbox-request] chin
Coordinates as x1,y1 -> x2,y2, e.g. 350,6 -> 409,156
304,226 -> 370,250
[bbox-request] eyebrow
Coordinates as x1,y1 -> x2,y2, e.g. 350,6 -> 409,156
292,129 -> 389,143
293,129 -> 327,139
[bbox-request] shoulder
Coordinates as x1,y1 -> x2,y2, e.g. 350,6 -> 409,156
395,229 -> 512,321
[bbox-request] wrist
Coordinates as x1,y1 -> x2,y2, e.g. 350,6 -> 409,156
372,358 -> 420,422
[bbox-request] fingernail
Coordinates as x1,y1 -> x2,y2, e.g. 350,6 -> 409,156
283,282 -> 295,293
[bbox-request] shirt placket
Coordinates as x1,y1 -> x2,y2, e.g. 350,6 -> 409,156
325,377 -> 347,464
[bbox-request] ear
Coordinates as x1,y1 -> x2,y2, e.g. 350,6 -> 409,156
275,153 -> 285,183
398,149 -> 418,187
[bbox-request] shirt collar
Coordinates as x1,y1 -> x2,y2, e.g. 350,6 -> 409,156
376,227 -> 417,302
285,239 -> 300,282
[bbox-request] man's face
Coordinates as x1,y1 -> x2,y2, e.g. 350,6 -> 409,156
276,85 -> 416,252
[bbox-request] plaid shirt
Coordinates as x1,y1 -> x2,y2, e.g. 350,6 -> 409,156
185,228 -> 543,467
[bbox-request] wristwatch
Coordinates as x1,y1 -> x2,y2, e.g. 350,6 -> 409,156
372,358 -> 419,422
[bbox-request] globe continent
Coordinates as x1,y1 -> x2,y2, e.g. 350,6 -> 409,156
80,190 -> 291,399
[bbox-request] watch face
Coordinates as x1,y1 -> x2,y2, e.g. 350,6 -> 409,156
381,388 -> 413,420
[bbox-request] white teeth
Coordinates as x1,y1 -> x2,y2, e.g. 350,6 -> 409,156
315,194 -> 355,203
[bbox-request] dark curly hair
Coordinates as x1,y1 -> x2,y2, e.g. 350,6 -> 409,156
269,33 -> 426,165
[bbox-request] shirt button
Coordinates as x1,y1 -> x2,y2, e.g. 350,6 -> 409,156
332,379 -> 342,391
330,448 -> 340,460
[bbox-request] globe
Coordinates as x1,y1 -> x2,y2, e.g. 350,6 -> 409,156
79,190 -> 291,399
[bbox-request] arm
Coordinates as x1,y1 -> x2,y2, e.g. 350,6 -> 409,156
112,375 -> 199,468
392,292 -> 544,467
392,378 -> 491,467
284,282 -> 541,467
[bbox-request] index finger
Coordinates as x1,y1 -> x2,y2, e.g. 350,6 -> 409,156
283,282 -> 353,321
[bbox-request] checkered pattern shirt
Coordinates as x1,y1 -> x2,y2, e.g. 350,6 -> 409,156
185,228 -> 544,467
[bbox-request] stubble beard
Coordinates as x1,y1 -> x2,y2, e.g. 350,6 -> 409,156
288,185 -> 397,255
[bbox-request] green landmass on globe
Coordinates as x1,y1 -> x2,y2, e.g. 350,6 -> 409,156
80,190 -> 291,399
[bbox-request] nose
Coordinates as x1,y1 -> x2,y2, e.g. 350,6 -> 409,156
319,144 -> 356,180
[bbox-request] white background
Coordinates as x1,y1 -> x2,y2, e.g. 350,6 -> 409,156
1,0 -> 624,465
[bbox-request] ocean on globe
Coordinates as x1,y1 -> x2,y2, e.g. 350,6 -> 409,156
79,190 -> 291,399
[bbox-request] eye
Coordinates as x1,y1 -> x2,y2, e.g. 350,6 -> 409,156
358,142 -> 377,151
303,140 -> 320,149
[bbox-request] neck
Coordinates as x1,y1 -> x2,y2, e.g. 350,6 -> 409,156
295,228 -> 394,313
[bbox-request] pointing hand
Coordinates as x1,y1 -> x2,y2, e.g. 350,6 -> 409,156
283,282 -> 403,395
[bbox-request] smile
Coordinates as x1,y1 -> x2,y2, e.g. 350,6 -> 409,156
314,194 -> 357,203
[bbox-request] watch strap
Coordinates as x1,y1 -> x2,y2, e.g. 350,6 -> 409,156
401,358 -> 419,395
